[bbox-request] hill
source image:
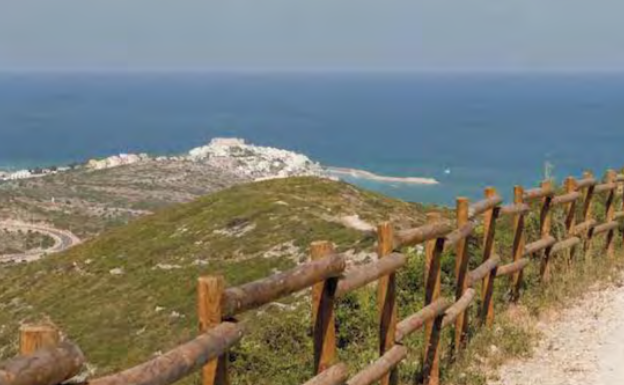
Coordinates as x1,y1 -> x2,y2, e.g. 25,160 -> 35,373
0,160 -> 248,239
0,177 -> 431,382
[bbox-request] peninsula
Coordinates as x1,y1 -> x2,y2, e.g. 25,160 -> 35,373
0,137 -> 439,186
0,137 -> 438,252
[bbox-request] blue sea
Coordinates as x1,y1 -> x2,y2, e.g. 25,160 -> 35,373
1,72 -> 624,205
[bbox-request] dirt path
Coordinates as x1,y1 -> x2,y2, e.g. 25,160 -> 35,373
490,278 -> 624,385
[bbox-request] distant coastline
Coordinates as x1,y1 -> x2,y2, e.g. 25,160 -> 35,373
0,139 -> 440,188
326,166 -> 439,185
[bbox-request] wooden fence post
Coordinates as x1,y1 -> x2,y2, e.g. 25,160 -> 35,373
539,180 -> 554,283
198,276 -> 228,385
605,170 -> 617,259
582,171 -> 596,264
454,198 -> 470,354
423,213 -> 445,385
510,186 -> 526,301
19,324 -> 60,356
621,167 -> 624,258
311,241 -> 338,374
480,187 -> 499,327
564,177 -> 578,270
377,222 -> 398,385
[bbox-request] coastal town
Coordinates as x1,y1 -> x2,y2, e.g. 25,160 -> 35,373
0,138 -> 326,183
0,137 -> 438,185
0,166 -> 72,181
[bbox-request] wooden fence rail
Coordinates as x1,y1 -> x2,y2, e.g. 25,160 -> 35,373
3,167 -> 624,385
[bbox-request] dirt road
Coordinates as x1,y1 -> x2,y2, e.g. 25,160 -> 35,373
0,220 -> 81,263
490,278 -> 624,385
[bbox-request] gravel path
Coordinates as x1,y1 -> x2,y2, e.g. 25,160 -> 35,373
490,278 -> 624,385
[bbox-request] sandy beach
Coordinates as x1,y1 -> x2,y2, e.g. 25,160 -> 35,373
326,166 -> 439,185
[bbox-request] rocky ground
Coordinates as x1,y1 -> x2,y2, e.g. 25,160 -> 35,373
490,275 -> 624,385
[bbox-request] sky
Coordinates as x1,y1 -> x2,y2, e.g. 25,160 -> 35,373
1,0 -> 624,72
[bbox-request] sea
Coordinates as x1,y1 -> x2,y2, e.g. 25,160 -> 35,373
1,71 -> 624,206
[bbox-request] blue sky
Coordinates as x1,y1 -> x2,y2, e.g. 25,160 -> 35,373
1,0 -> 624,72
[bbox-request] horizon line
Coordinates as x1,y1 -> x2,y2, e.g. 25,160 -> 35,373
3,67 -> 624,75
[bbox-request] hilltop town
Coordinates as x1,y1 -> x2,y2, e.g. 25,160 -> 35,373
0,138 -> 325,183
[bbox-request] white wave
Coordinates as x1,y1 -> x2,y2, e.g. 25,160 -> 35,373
326,166 -> 439,185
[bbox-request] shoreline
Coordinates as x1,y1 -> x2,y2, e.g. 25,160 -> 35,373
0,139 -> 439,187
326,166 -> 439,185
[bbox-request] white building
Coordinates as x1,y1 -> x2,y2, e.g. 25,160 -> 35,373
186,137 -> 324,180
86,153 -> 150,170
7,170 -> 33,180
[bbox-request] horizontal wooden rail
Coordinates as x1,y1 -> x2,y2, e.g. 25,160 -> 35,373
524,236 -> 556,255
595,182 -> 617,193
336,253 -> 406,297
576,177 -> 597,188
468,195 -> 502,219
594,221 -> 620,236
346,346 -> 407,385
0,341 -> 85,385
394,221 -> 454,249
523,186 -> 554,200
444,221 -> 477,250
500,203 -> 530,216
496,258 -> 530,276
466,255 -> 500,287
442,289 -> 476,328
395,298 -> 452,342
550,236 -> 581,254
89,322 -> 244,385
223,254 -> 346,316
571,219 -> 597,236
551,191 -> 581,206
303,364 -> 349,385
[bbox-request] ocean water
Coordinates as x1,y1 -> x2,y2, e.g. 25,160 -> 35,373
1,72 -> 624,205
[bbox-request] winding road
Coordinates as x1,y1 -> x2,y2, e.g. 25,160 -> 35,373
0,220 -> 81,263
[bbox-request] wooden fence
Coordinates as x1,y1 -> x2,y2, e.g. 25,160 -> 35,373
2,167 -> 624,385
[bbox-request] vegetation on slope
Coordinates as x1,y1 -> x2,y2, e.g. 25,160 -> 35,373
0,177 -> 429,380
1,175 -> 621,385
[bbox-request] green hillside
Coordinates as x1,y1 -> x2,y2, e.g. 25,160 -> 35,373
0,177 -> 430,382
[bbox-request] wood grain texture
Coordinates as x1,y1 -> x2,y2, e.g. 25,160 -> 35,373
539,180 -> 554,283
311,241 -> 338,374
481,187 -> 499,327
582,171 -> 596,264
511,186 -> 526,301
19,325 -> 60,356
454,197 -> 470,354
376,222 -> 398,385
423,212 -> 445,385
1,341 -> 84,385
198,276 -> 228,385
604,170 -> 617,259
90,322 -> 244,385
